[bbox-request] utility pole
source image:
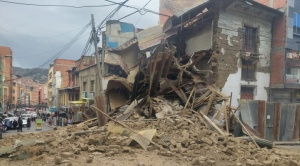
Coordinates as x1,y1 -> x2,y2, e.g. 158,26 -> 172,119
91,14 -> 107,127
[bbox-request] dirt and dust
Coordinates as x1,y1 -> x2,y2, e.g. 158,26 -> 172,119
0,113 -> 300,166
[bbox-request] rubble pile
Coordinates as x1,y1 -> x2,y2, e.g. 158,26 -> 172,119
1,42 -> 300,165
1,112 -> 300,166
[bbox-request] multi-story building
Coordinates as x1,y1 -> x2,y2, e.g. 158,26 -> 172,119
158,0 -> 281,107
0,46 -> 13,111
47,59 -> 76,108
13,76 -> 42,108
255,0 -> 300,103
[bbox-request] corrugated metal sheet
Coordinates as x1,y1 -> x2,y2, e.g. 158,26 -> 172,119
240,100 -> 300,142
162,0 -> 209,17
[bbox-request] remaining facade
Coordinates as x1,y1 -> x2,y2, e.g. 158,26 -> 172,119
159,0 -> 281,107
0,46 -> 13,111
256,0 -> 300,103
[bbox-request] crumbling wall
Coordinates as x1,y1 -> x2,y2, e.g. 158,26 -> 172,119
213,10 -> 273,106
184,25 -> 213,55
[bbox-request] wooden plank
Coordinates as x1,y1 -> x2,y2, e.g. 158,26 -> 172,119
94,95 -> 107,127
229,109 -> 260,148
184,86 -> 195,109
203,91 -> 216,115
148,52 -> 159,97
223,101 -> 229,133
293,104 -> 300,141
165,78 -> 188,102
152,52 -> 168,95
207,85 -> 228,99
192,110 -> 224,135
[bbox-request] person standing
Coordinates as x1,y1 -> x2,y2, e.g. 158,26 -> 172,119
13,119 -> 18,131
18,117 -> 23,132
27,117 -> 31,130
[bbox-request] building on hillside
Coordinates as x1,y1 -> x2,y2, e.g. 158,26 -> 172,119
13,77 -> 42,108
255,0 -> 300,103
0,46 -> 13,111
157,0 -> 282,107
47,59 -> 76,109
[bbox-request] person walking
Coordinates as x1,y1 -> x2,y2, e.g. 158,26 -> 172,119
13,119 -> 18,131
27,117 -> 31,130
17,117 -> 23,132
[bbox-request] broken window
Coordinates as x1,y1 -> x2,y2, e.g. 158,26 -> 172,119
241,59 -> 256,81
243,26 -> 257,53
240,86 -> 255,100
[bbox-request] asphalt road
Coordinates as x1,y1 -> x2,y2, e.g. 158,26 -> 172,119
2,121 -> 53,137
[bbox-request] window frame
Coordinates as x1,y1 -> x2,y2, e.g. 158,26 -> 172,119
294,12 -> 300,35
243,26 -> 258,53
240,86 -> 255,100
241,59 -> 256,81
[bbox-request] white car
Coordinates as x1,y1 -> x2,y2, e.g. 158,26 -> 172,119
21,114 -> 31,127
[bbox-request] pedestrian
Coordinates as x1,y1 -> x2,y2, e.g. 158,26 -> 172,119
27,117 -> 31,130
13,119 -> 18,130
18,117 -> 23,132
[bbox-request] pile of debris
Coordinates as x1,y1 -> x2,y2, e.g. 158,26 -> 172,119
0,113 -> 300,166
1,42 -> 300,165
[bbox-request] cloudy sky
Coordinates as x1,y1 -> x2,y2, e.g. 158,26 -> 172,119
0,0 -> 159,68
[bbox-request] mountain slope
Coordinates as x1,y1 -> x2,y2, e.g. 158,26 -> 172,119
13,67 -> 48,83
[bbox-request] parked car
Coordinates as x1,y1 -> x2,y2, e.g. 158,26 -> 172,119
4,117 -> 18,130
21,114 -> 31,127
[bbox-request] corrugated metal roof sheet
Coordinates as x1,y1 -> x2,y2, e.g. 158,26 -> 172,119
136,25 -> 164,51
162,0 -> 208,17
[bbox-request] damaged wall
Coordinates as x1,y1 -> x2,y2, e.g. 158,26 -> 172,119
106,20 -> 135,49
184,24 -> 213,55
213,9 -> 273,107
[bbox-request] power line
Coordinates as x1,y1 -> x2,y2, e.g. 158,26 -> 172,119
0,0 -> 116,8
104,0 -> 171,17
15,22 -> 91,79
13,31 -> 92,58
0,24 -> 90,38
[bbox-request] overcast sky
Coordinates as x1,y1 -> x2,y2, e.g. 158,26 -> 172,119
0,0 -> 159,68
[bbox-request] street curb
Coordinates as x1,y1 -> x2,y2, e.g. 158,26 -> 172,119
43,122 -> 56,128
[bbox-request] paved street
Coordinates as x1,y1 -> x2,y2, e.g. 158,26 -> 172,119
2,121 -> 53,137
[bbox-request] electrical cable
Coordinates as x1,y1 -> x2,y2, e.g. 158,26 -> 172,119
14,22 -> 91,79
0,0 -> 116,8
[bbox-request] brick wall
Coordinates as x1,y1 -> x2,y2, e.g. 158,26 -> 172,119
53,59 -> 76,88
159,0 -> 173,25
255,0 -> 286,8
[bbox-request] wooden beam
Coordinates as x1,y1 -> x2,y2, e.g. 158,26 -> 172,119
184,86 -> 195,109
203,91 -> 216,115
165,78 -> 188,103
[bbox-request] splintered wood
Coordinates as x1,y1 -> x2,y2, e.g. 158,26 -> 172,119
99,42 -> 230,134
